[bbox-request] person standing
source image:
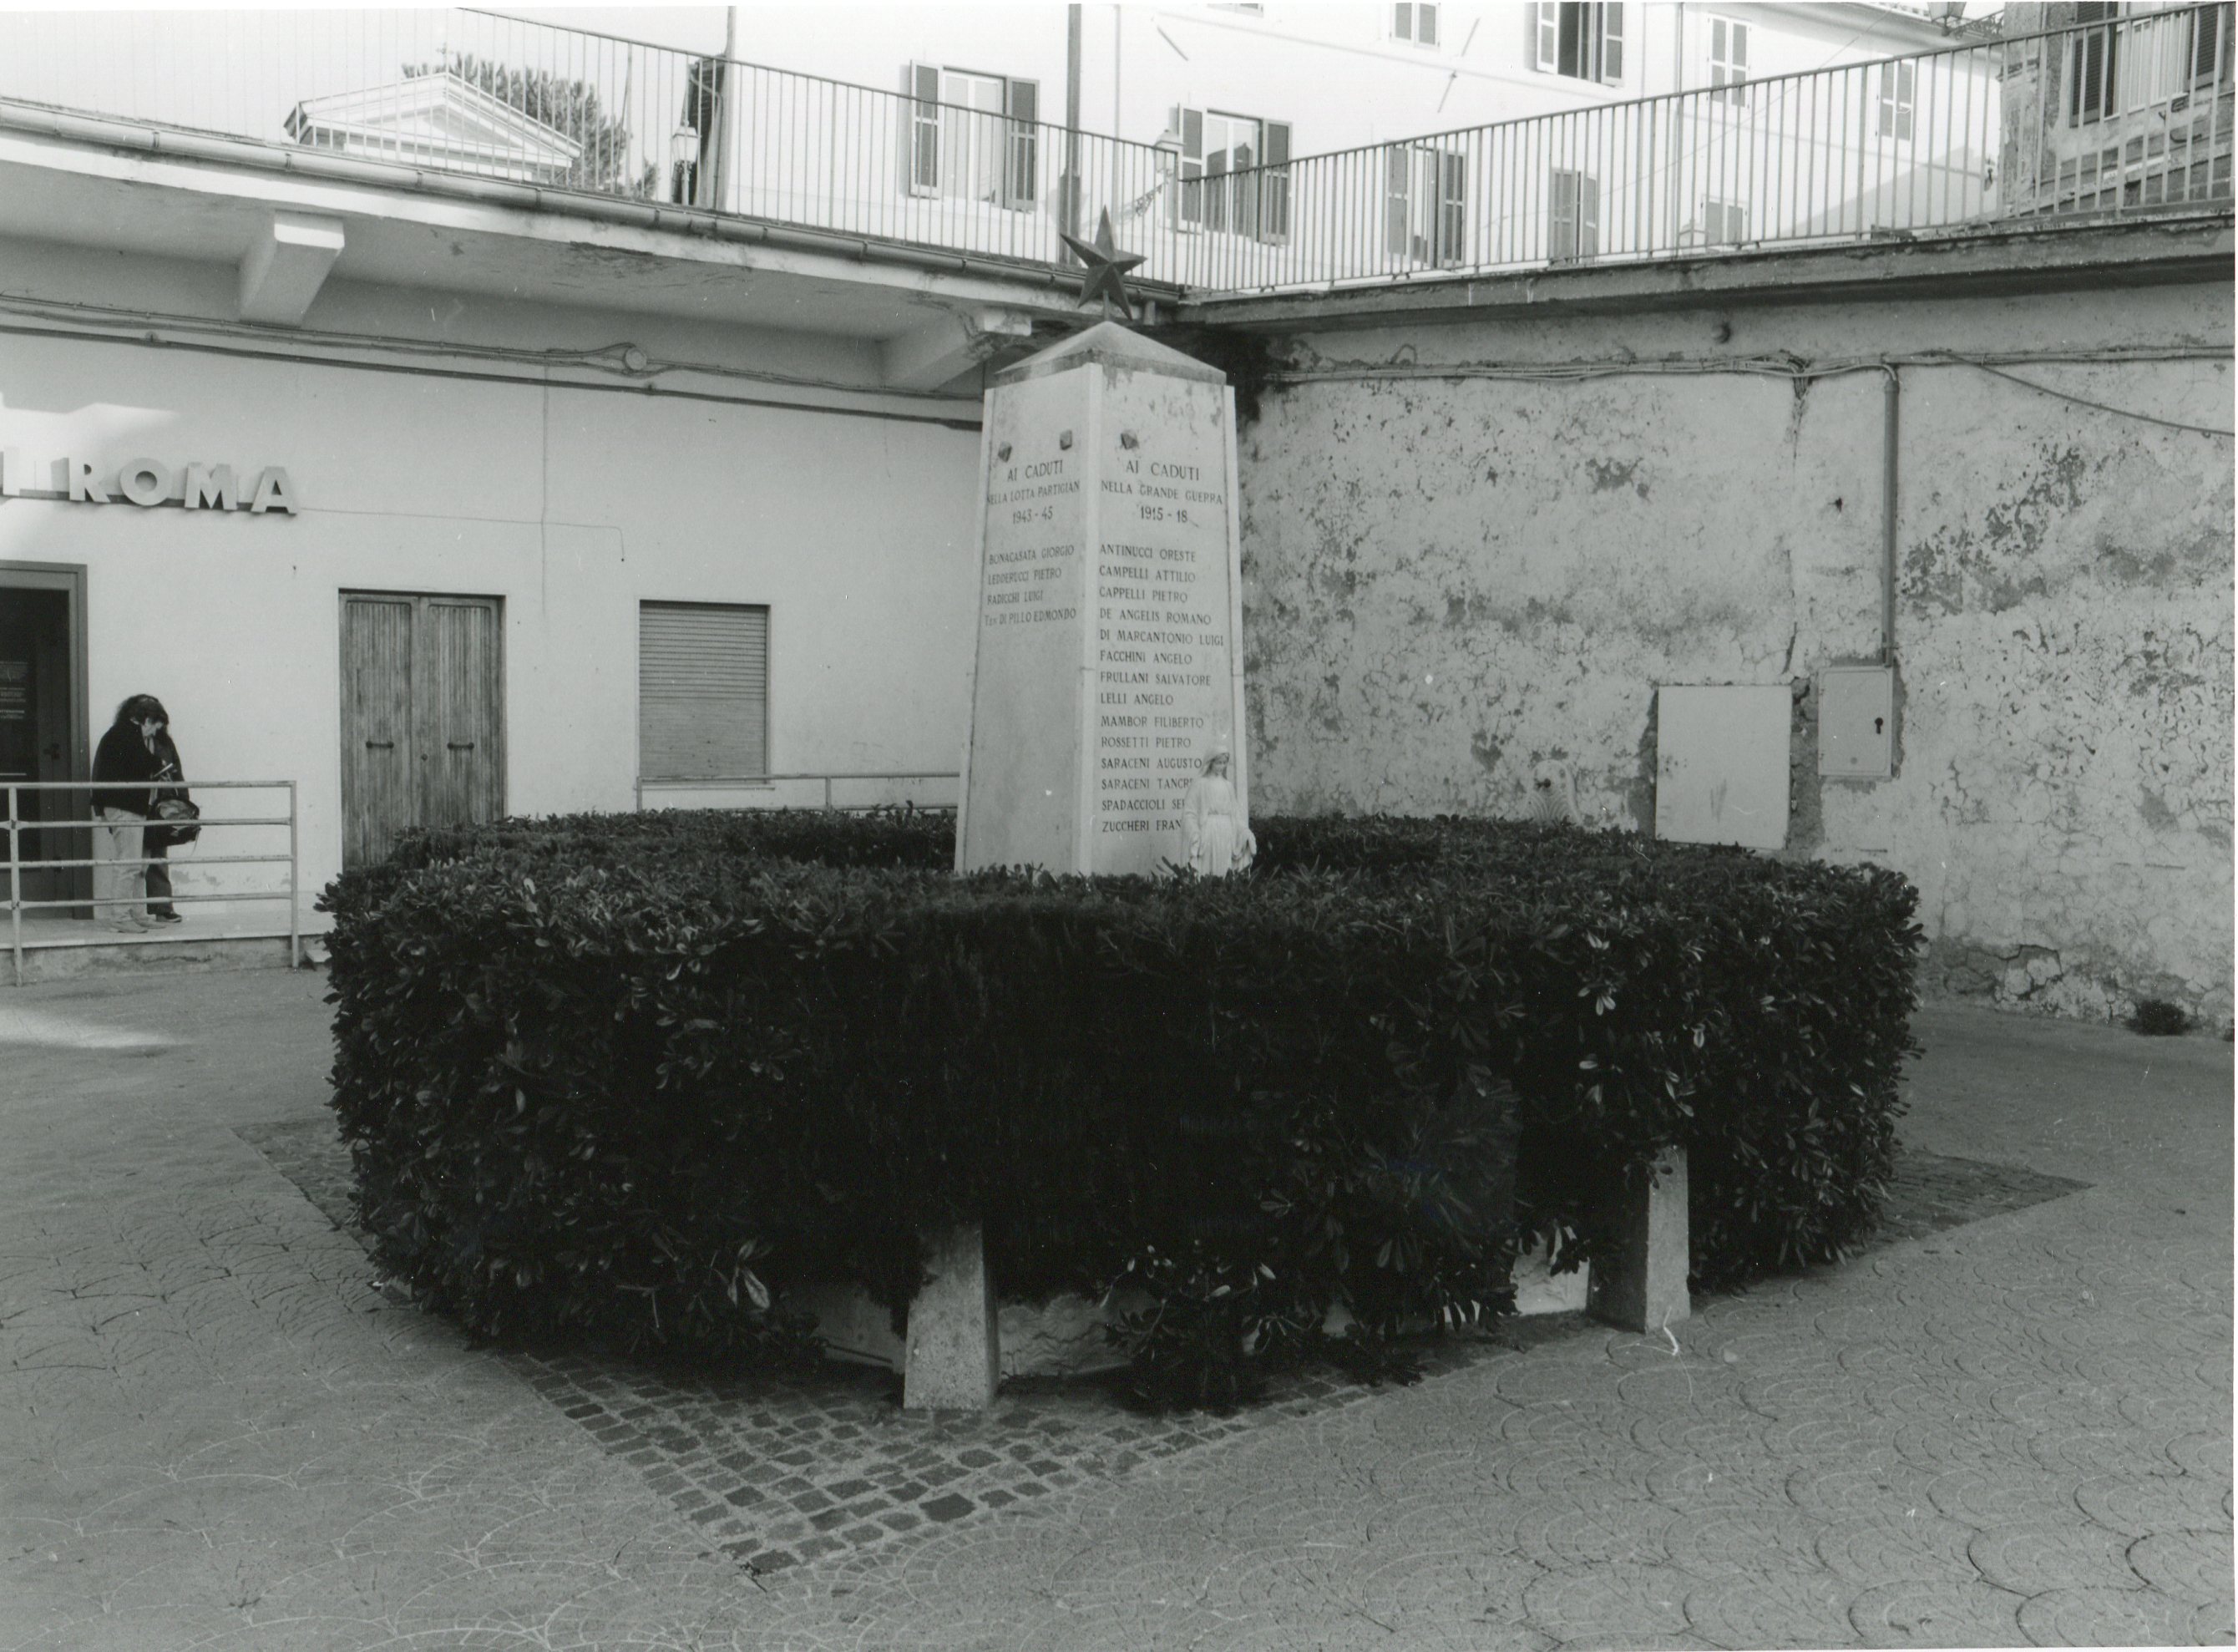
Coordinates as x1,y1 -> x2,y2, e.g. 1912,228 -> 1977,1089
90,694 -> 166,933
145,711 -> 188,924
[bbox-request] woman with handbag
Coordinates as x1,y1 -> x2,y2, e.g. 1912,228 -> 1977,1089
90,694 -> 167,933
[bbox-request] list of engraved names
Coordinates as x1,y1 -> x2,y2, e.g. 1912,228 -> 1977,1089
980,456 -> 1081,630
1095,438 -> 1228,841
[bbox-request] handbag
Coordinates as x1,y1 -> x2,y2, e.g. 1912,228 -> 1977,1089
150,796 -> 201,849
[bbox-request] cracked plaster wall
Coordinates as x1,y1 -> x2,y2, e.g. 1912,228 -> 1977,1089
1237,281 -> 2232,1026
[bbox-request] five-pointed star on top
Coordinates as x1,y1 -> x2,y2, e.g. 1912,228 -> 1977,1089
1057,209 -> 1145,321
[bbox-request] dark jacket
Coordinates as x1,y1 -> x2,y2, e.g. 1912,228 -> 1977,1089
92,723 -> 163,817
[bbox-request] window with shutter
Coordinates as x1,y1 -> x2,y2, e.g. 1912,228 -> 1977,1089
639,602 -> 769,782
1385,145 -> 1412,258
2190,3 -> 2231,86
1878,59 -> 1916,139
1700,196 -> 1748,245
2067,4 -> 2119,125
1709,17 -> 1748,104
1436,149 -> 1467,266
1549,166 -> 1598,261
1172,105 -> 1207,230
1004,78 -> 1039,208
1261,119 -> 1292,242
1536,3 -> 1623,84
1393,3 -> 1441,46
906,63 -> 940,195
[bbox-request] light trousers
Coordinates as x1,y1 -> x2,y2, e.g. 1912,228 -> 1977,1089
94,809 -> 147,927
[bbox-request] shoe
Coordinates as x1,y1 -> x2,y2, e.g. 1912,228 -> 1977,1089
148,912 -> 184,925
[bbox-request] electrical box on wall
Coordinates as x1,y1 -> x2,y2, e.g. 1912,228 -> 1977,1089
1818,666 -> 1895,779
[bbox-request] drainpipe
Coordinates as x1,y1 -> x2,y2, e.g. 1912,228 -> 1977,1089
1881,365 -> 1900,665
709,6 -> 740,213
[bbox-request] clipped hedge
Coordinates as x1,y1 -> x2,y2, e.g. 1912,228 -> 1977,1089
322,809 -> 1920,1399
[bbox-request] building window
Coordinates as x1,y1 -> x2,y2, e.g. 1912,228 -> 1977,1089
639,602 -> 769,781
907,63 -> 1039,207
1383,142 -> 1467,265
1172,107 -> 1293,240
2189,3 -> 2231,87
1535,3 -> 1625,86
1549,165 -> 1599,261
1877,59 -> 1916,139
1709,17 -> 1749,104
2066,3 -> 2119,125
1392,3 -> 1441,47
1700,195 -> 1749,245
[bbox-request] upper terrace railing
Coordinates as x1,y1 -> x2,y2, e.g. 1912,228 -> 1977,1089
0,7 -> 1190,288
1180,3 -> 2233,294
0,7 -> 2227,302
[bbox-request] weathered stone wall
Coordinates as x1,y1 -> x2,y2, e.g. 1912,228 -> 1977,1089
1237,277 -> 2233,1026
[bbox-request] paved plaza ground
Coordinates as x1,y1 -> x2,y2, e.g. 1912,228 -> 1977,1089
1,967 -> 2230,1650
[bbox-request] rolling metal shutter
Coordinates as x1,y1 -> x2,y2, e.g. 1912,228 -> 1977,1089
639,602 -> 768,780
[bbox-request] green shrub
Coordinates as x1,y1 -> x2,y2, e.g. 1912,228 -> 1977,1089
322,809 -> 1920,1400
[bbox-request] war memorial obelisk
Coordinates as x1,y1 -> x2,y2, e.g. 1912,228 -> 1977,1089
954,217 -> 1248,877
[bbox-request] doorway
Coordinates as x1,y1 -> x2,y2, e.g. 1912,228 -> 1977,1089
0,563 -> 89,915
339,591 -> 505,869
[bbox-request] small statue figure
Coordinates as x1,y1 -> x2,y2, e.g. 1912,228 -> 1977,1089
1182,748 -> 1256,876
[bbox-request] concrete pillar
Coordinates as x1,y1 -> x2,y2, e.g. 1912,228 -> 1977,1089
902,1224 -> 1000,1411
1587,1148 -> 1691,1333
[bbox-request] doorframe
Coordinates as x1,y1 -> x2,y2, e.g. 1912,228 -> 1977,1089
0,560 -> 92,913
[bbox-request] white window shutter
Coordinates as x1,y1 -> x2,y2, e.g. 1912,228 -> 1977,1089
1385,145 -> 1411,258
1172,105 -> 1206,229
1549,167 -> 1577,258
1535,2 -> 1558,72
1582,171 -> 1601,254
1601,3 -> 1624,84
1393,3 -> 1412,41
639,603 -> 769,782
1733,18 -> 1748,73
1420,3 -> 1441,47
1436,147 -> 1466,265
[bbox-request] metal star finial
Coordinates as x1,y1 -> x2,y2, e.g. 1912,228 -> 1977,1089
1057,208 -> 1145,322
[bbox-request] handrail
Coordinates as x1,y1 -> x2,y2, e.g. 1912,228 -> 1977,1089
4,778 -> 303,985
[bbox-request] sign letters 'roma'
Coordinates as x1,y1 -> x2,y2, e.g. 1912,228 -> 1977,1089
0,451 -> 299,514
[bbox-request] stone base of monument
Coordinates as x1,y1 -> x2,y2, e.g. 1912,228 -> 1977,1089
790,1169 -> 1693,1406
900,1224 -> 1000,1411
1585,1148 -> 1693,1334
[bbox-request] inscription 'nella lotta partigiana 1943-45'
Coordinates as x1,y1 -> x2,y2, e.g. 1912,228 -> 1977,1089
956,321 -> 1248,879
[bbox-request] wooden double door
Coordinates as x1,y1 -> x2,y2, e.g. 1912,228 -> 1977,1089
340,592 -> 504,869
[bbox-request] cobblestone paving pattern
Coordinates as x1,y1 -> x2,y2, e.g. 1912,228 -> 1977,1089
1,975 -> 2228,1650
240,1112 -> 2094,1582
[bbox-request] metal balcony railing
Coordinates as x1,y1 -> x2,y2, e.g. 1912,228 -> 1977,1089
1177,3 -> 2234,296
0,7 -> 2225,301
0,7 -> 1190,290
4,780 -> 304,985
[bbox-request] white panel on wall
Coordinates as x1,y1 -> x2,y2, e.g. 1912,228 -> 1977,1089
1817,665 -> 1895,779
1654,684 -> 1790,850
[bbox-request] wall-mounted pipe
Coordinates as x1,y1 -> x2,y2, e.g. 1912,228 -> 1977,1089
1882,364 -> 1900,665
